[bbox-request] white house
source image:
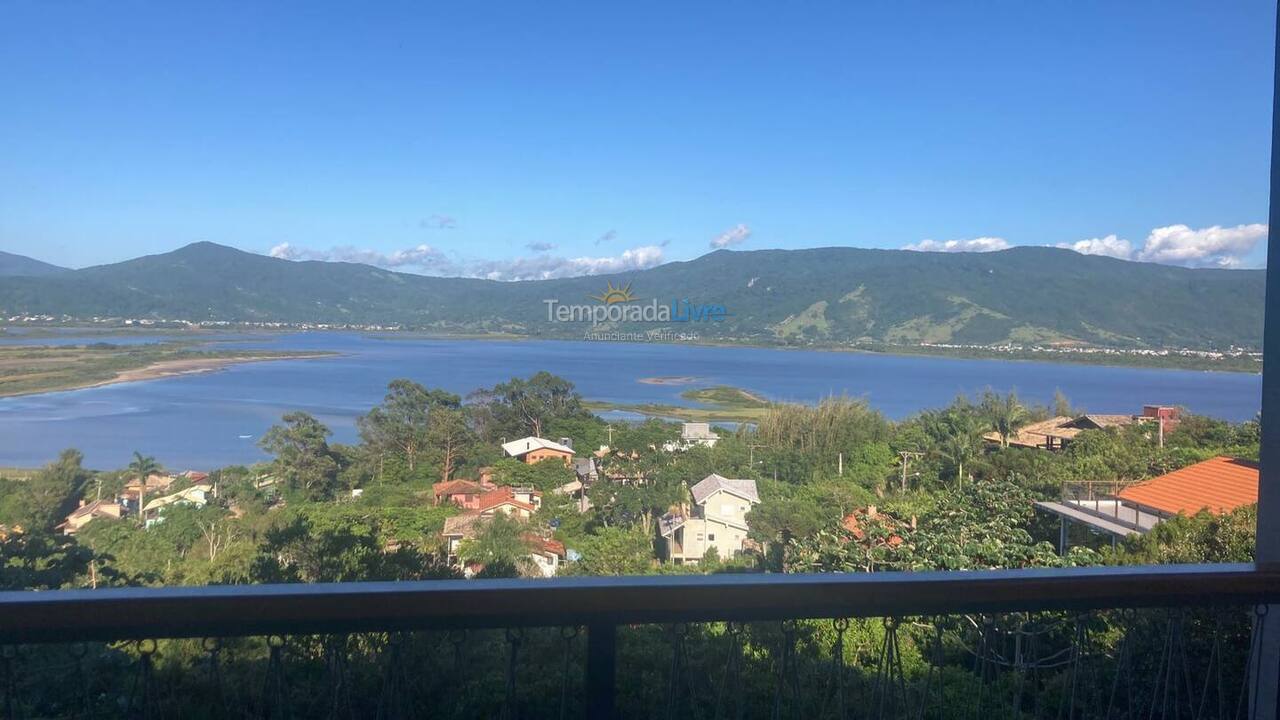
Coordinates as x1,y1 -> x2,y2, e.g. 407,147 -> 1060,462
143,483 -> 212,527
659,473 -> 760,564
663,423 -> 720,451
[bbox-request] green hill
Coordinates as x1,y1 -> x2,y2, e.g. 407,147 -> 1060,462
0,242 -> 1263,350
0,250 -> 69,277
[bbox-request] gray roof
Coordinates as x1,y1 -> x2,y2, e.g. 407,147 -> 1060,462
690,473 -> 760,505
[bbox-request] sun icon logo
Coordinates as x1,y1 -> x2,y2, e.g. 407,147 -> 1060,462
590,281 -> 637,305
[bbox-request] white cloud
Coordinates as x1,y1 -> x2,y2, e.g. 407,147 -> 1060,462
269,242 -> 303,260
1136,223 -> 1267,268
1053,234 -> 1134,260
526,242 -> 557,253
472,245 -> 666,281
710,223 -> 751,249
902,237 -> 1010,253
267,242 -> 665,281
268,243 -> 451,271
594,229 -> 617,245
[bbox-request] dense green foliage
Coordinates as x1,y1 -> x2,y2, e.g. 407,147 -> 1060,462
0,241 -> 1264,349
0,375 -> 1259,593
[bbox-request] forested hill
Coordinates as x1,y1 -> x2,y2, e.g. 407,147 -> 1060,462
0,242 -> 1264,349
0,250 -> 68,277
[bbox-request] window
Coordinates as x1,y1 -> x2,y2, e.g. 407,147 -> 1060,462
708,533 -> 716,542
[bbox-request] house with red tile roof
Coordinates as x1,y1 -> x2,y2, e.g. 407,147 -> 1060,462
432,479 -> 490,509
475,486 -> 540,518
1035,456 -> 1258,550
1117,456 -> 1257,517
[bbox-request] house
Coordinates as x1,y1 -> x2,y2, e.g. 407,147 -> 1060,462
475,486 -> 541,518
659,473 -> 760,564
56,499 -> 124,535
432,479 -> 491,509
664,422 -> 720,451
142,483 -> 213,526
984,414 -> 1141,451
122,473 -> 176,510
442,513 -> 486,565
525,535 -> 567,577
1035,456 -> 1258,550
501,437 -> 575,465
439,513 -> 564,577
572,457 -> 599,486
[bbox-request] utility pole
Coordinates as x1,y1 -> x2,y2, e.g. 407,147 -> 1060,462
898,451 -> 923,492
748,444 -> 767,467
606,424 -> 614,447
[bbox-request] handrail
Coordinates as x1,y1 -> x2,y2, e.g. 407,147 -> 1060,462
2,563 -> 1278,643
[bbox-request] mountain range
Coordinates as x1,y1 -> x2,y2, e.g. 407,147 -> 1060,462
0,242 -> 1264,350
0,250 -> 68,277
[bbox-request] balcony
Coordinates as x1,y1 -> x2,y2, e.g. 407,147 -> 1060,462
2,563 -> 1277,718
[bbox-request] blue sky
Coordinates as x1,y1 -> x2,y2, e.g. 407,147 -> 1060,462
1,1 -> 1275,277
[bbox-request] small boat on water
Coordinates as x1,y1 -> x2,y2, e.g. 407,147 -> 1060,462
238,434 -> 253,439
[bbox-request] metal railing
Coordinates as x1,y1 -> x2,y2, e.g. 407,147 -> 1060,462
1,564 -> 1278,718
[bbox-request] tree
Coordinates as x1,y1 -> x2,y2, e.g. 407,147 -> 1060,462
428,406 -> 474,482
250,506 -> 436,583
457,514 -> 536,577
469,372 -> 589,439
561,526 -> 652,575
0,531 -> 100,590
921,404 -> 983,488
359,380 -> 460,474
260,412 -> 340,499
4,449 -> 91,531
127,451 -> 160,481
127,451 -> 161,525
982,391 -> 1029,449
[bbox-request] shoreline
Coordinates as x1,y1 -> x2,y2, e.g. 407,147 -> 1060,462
0,353 -> 333,399
1,324 -> 1261,374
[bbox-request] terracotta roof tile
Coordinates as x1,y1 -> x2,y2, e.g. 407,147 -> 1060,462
1118,457 -> 1258,516
476,486 -> 537,514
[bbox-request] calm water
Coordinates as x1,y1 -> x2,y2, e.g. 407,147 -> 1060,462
0,332 -> 1261,469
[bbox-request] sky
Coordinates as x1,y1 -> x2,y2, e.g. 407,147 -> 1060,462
0,1 -> 1276,279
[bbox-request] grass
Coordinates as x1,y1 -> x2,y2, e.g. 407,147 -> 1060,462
587,384 -> 771,423
0,343 -> 332,398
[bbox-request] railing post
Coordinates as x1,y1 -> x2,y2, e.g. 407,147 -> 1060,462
585,623 -> 616,720
1253,5 -> 1280,717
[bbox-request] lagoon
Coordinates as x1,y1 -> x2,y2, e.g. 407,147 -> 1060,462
0,332 -> 1261,469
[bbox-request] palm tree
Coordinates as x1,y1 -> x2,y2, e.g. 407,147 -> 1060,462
923,409 -> 982,489
127,451 -> 160,524
984,391 -> 1029,449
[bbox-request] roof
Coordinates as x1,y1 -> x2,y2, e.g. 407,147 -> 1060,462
985,414 -> 1139,448
502,436 -> 574,457
658,513 -> 687,537
525,534 -> 566,557
66,499 -> 122,522
690,473 -> 760,505
681,422 -> 717,440
433,479 -> 484,497
143,484 -> 211,513
1117,456 -> 1258,516
442,513 -> 485,538
476,486 -> 537,514
1078,414 -> 1136,429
